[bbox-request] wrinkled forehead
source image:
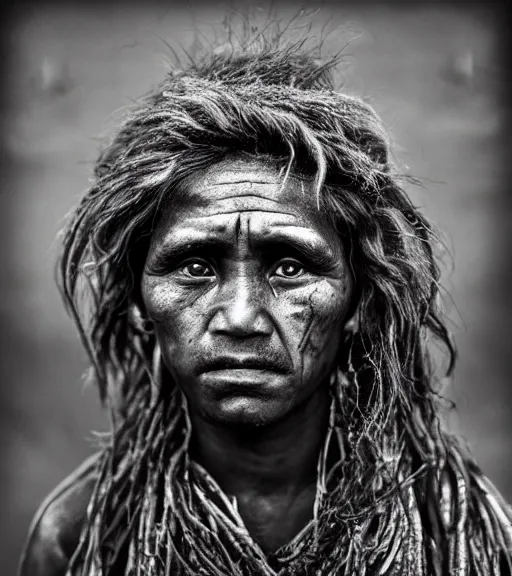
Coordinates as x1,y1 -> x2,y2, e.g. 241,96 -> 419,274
158,156 -> 328,230
194,157 -> 307,201
146,157 -> 346,264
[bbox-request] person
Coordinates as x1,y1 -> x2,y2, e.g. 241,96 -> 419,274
19,24 -> 512,576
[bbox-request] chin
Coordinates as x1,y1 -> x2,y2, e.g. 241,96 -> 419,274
203,396 -> 289,428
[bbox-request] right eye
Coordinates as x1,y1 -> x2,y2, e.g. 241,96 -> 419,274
182,261 -> 215,278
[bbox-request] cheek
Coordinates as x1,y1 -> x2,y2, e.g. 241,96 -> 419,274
141,276 -> 209,338
141,278 -> 214,381
283,276 -> 352,366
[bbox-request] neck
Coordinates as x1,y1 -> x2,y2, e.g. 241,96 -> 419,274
188,386 -> 331,498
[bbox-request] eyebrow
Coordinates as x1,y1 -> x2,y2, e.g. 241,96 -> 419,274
146,237 -> 226,273
146,230 -> 339,274
251,232 -> 338,269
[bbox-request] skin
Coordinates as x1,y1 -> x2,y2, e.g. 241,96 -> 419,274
141,156 -> 354,553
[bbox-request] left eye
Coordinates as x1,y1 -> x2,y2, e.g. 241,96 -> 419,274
183,261 -> 215,277
273,261 -> 305,278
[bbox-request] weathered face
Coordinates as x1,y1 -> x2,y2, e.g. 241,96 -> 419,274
141,157 -> 353,426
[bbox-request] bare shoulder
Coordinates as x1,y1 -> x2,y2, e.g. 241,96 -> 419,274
19,452 -> 101,576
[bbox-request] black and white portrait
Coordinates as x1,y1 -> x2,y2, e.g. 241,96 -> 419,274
0,3 -> 511,575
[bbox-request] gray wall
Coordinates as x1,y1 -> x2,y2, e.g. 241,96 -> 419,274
1,4 -> 510,574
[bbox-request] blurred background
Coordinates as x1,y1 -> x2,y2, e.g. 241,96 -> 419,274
1,1 -> 511,574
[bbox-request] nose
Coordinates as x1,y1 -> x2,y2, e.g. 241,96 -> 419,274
208,276 -> 273,338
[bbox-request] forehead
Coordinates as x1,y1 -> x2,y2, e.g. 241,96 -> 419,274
188,158 -> 309,205
157,157 -> 329,233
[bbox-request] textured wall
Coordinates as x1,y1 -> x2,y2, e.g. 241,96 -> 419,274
1,3 -> 510,574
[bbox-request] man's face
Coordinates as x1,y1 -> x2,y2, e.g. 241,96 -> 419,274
141,157 -> 353,426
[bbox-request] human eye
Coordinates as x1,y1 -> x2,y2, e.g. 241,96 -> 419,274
181,259 -> 215,278
272,259 -> 306,279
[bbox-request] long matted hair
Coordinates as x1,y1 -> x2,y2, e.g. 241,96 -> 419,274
59,17 -> 512,576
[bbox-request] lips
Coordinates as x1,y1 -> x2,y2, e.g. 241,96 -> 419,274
197,355 -> 291,375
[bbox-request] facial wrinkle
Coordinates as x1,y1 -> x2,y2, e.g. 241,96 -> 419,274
271,314 -> 294,374
300,284 -> 326,347
246,213 -> 252,251
144,275 -> 211,317
210,194 -> 282,203
261,277 -> 295,369
190,209 -> 297,219
297,286 -> 327,388
298,310 -> 316,354
234,213 -> 254,257
174,287 -> 208,311
235,213 -> 242,245
208,180 -> 278,187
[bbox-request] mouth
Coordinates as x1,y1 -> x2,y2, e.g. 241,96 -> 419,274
198,367 -> 287,397
197,356 -> 291,375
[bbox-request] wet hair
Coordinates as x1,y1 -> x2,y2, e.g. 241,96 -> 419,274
60,22 -> 512,576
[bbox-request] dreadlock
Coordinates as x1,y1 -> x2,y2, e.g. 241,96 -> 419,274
58,16 -> 512,576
